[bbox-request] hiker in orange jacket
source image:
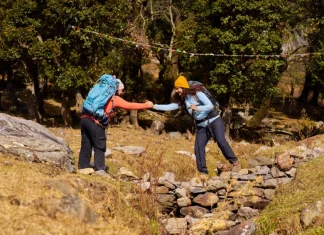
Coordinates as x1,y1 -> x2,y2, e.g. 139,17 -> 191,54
78,79 -> 152,177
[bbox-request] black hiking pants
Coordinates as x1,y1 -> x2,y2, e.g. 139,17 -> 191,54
78,117 -> 106,171
195,117 -> 238,174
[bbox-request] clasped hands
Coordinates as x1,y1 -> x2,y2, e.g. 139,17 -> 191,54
145,100 -> 154,108
144,101 -> 198,111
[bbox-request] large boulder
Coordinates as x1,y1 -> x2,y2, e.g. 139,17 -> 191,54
0,113 -> 75,172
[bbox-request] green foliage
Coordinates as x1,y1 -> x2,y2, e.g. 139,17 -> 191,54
1,0 -> 324,110
0,0 -> 143,96
174,0 -> 287,104
56,66 -> 89,91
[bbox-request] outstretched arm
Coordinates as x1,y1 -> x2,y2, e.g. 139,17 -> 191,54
113,96 -> 151,110
153,103 -> 179,111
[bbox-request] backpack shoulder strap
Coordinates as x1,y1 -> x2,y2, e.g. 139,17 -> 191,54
192,92 -> 204,105
106,95 -> 115,113
193,94 -> 199,103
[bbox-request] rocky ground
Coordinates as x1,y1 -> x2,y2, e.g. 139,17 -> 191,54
1,107 -> 324,234
1,92 -> 324,234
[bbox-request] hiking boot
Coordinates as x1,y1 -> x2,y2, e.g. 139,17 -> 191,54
231,161 -> 241,173
216,162 -> 232,173
94,170 -> 114,179
89,162 -> 109,171
78,168 -> 95,175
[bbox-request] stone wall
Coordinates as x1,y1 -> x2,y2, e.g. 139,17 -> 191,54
135,141 -> 324,234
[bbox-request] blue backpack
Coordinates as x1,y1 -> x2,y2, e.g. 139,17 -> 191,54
82,74 -> 119,125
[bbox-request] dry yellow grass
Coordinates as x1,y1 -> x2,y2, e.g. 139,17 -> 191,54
0,119 -> 261,235
0,153 -> 158,235
1,96 -> 322,234
256,157 -> 324,235
1,96 -> 260,234
49,125 -> 261,181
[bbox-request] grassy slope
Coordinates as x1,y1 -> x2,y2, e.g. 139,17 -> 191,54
257,156 -> 324,235
2,125 -> 324,234
0,153 -> 157,235
0,97 -> 324,234
0,122 -> 262,235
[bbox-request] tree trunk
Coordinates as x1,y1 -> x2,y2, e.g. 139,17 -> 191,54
23,60 -> 43,122
245,97 -> 271,128
159,1 -> 179,103
34,80 -> 45,116
297,71 -> 312,103
4,61 -> 13,81
76,92 -> 84,108
36,78 -> 46,115
168,52 -> 179,79
5,64 -> 16,105
7,80 -> 17,105
25,84 -> 41,122
222,107 -> 232,141
129,110 -> 139,128
164,53 -> 179,102
61,93 -> 72,127
310,86 -> 319,105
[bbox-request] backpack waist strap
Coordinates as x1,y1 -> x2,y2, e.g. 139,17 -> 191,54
195,109 -> 219,124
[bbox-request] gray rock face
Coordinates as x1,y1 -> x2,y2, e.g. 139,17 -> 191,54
193,192 -> 219,207
236,207 -> 259,222
276,152 -> 293,171
225,219 -> 255,235
177,197 -> 192,207
117,167 -> 139,181
113,146 -> 145,155
150,120 -> 164,135
248,156 -> 275,167
165,218 -> 187,234
0,113 -> 75,172
157,194 -> 177,212
180,206 -> 210,218
300,201 -> 324,228
33,180 -> 96,223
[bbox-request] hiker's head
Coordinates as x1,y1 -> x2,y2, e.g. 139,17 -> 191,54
174,75 -> 189,96
116,79 -> 124,96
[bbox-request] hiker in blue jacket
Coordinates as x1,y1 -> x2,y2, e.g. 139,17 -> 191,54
149,75 -> 240,175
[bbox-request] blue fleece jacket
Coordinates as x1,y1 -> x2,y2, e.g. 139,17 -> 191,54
153,91 -> 219,127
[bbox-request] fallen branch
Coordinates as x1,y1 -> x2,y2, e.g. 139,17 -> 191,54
264,129 -> 294,136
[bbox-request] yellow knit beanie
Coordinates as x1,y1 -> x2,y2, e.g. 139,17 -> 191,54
174,75 -> 189,88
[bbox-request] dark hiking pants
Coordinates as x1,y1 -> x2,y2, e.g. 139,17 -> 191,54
194,117 -> 238,174
78,118 -> 106,171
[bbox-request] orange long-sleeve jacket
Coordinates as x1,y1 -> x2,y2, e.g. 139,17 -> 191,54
82,96 -> 149,126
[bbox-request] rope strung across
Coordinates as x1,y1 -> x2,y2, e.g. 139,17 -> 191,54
69,25 -> 323,59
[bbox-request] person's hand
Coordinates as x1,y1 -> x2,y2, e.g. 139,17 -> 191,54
190,104 -> 199,111
145,101 -> 154,108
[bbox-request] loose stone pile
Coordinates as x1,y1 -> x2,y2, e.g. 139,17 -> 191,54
132,142 -> 324,234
